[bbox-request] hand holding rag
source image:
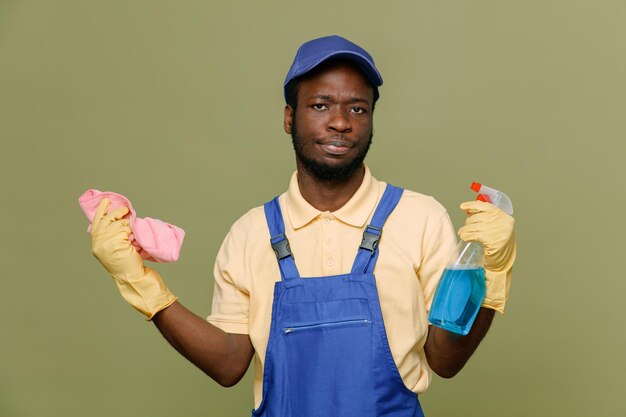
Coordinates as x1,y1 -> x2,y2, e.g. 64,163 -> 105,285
458,200 -> 516,313
90,198 -> 177,319
79,189 -> 184,263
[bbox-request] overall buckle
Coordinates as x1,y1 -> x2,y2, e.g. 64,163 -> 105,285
359,225 -> 382,252
271,234 -> 294,260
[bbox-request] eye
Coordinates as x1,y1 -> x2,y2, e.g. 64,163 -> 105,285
350,106 -> 366,114
312,103 -> 328,111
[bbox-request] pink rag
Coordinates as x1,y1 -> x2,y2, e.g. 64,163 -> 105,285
78,189 -> 185,263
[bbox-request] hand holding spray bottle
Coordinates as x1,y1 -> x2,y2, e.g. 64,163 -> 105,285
428,183 -> 514,335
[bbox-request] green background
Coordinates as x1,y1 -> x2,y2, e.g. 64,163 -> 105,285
1,1 -> 624,416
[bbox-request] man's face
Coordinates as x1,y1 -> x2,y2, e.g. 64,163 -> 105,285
284,62 -> 375,183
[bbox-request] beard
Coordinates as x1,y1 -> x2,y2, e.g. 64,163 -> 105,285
291,120 -> 373,184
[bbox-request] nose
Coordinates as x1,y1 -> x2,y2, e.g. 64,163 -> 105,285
327,108 -> 352,133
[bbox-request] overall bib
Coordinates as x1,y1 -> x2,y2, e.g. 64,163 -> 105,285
252,184 -> 424,417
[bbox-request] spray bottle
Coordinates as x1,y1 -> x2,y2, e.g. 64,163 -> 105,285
428,182 -> 514,335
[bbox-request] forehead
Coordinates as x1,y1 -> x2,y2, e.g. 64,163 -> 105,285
297,62 -> 374,101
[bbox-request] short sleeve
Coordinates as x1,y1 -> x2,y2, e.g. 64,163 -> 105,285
206,230 -> 250,334
418,211 -> 458,314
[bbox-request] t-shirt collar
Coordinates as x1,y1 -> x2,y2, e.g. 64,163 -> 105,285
285,165 -> 380,229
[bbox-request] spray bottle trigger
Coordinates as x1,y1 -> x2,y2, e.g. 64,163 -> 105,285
476,194 -> 492,203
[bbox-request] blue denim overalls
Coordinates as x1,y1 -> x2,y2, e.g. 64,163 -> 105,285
252,184 -> 424,417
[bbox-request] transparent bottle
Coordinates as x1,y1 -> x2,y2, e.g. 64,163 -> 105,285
428,182 -> 514,335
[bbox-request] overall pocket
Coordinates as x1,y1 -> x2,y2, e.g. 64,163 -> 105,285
283,302 -> 376,417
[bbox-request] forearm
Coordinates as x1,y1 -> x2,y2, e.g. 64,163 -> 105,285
424,307 -> 495,378
152,301 -> 253,387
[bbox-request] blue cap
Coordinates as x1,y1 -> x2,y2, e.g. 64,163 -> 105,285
284,35 -> 383,101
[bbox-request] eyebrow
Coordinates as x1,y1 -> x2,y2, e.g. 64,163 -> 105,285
348,97 -> 370,104
312,95 -> 371,105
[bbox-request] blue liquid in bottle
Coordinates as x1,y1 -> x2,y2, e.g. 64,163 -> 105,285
428,267 -> 486,335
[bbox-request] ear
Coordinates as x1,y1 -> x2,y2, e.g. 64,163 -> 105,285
284,105 -> 294,134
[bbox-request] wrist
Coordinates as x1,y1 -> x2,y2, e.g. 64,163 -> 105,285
481,269 -> 512,313
114,267 -> 178,320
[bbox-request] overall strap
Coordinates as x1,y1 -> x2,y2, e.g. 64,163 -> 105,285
264,197 -> 300,280
350,184 -> 404,275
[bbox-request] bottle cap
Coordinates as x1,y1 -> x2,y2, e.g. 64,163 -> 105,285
470,182 -> 482,192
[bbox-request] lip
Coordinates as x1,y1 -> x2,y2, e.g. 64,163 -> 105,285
318,140 -> 352,156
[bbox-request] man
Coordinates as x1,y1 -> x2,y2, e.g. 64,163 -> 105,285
90,35 -> 516,416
